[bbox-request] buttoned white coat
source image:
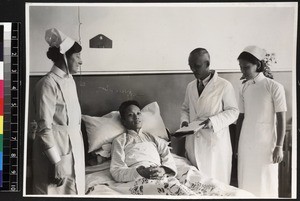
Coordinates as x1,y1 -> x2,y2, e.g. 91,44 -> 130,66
181,71 -> 239,184
32,66 -> 85,195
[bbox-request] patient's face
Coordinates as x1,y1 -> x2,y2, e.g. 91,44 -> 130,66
122,105 -> 143,132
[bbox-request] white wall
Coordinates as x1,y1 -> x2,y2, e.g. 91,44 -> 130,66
27,3 -> 297,74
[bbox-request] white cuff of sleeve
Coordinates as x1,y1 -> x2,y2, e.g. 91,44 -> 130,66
44,146 -> 61,164
208,117 -> 218,133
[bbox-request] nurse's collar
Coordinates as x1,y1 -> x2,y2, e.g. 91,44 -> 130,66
51,65 -> 71,78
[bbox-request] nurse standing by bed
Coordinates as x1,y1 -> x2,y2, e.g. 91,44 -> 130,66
32,28 -> 85,195
235,46 -> 287,197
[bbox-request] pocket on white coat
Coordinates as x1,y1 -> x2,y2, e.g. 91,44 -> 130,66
60,152 -> 74,176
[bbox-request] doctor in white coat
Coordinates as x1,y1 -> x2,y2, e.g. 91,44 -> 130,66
32,28 -> 85,195
180,48 -> 239,184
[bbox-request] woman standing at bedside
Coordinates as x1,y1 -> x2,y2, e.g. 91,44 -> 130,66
110,100 -> 177,182
32,28 -> 85,195
235,46 -> 287,197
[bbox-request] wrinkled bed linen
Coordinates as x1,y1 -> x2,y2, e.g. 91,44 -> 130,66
85,154 -> 254,197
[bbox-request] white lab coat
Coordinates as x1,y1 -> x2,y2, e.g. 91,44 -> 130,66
181,70 -> 239,184
238,73 -> 287,197
32,66 -> 85,195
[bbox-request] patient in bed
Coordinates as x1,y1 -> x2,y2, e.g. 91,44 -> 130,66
104,100 -> 254,196
110,100 -> 177,182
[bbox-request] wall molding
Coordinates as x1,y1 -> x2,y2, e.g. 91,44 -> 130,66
29,68 -> 293,76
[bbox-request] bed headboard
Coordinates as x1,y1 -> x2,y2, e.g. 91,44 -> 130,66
28,71 -> 292,157
29,73 -> 195,134
28,71 -> 292,134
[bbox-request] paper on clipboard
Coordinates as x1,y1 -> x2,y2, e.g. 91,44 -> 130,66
172,121 -> 204,138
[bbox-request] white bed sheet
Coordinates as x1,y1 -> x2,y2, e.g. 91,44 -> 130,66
85,153 -> 254,198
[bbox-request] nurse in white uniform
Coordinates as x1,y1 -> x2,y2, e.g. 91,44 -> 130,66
32,28 -> 85,195
180,48 -> 239,184
235,46 -> 287,197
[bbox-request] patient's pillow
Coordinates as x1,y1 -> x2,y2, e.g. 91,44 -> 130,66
95,143 -> 112,158
141,102 -> 169,141
82,111 -> 124,153
82,102 -> 169,153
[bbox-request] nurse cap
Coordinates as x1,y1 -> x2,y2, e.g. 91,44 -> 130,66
45,28 -> 75,54
242,45 -> 267,61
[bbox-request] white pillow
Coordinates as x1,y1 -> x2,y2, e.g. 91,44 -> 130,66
82,111 -> 125,153
141,102 -> 169,141
82,102 -> 169,153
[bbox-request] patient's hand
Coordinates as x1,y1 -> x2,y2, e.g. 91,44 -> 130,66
148,166 -> 166,180
136,166 -> 152,179
136,166 -> 166,180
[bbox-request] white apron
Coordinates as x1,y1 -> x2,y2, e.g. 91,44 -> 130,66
181,71 -> 239,184
56,76 -> 85,195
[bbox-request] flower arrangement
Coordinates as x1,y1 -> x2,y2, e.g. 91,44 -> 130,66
264,52 -> 277,68
262,52 -> 277,79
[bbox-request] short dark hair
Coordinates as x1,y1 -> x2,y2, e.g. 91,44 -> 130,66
189,48 -> 210,67
190,48 -> 210,57
119,100 -> 140,120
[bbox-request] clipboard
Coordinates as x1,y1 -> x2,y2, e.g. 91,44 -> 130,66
172,121 -> 204,138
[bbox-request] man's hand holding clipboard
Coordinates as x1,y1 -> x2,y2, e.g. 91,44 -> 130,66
172,120 -> 205,138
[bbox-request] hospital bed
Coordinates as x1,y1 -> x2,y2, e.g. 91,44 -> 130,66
81,102 -> 254,198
